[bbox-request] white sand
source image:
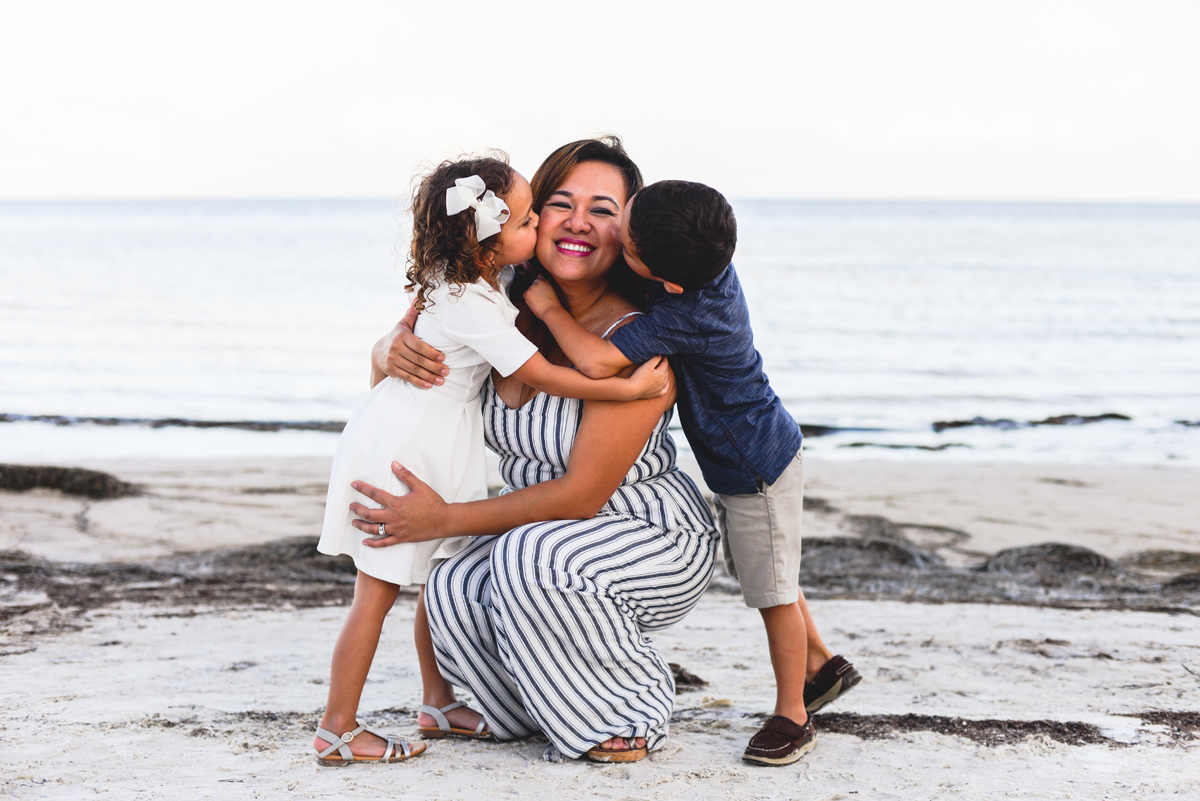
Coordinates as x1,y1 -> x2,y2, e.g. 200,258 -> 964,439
2,456 -> 1199,798
2,596 -> 1198,799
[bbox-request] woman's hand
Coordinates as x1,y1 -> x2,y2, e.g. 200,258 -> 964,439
349,463 -> 450,546
371,301 -> 448,389
523,276 -> 563,320
628,356 -> 670,399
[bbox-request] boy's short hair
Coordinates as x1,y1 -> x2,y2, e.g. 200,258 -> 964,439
628,180 -> 736,290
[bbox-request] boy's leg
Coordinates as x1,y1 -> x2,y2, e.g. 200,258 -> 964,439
759,602 -> 808,725
798,584 -> 862,713
715,449 -> 809,710
414,585 -> 488,735
717,450 -> 855,763
797,589 -> 834,679
315,570 -> 399,757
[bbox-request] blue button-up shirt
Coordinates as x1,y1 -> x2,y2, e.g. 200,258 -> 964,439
609,264 -> 801,496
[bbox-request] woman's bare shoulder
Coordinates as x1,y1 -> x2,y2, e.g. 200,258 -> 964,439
586,293 -> 642,338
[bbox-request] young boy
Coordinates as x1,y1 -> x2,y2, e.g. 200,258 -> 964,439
522,179 -> 861,766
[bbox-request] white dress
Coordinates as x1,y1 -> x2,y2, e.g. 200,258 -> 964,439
317,269 -> 539,586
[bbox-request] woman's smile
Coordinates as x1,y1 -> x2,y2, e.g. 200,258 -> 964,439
555,237 -> 597,257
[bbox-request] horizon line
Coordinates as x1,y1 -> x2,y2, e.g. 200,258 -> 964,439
1,196 -> 1198,206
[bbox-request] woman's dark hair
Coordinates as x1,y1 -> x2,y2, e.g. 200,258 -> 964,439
525,135 -> 645,306
406,155 -> 515,311
627,180 -> 737,290
529,135 -> 644,212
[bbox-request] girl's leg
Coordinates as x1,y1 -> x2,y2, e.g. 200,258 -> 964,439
414,585 -> 487,735
313,570 -> 400,758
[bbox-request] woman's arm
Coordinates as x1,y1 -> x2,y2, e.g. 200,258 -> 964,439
350,371 -> 677,546
371,300 -> 449,389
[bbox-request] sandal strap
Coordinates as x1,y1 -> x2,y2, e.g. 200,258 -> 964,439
315,724 -> 366,760
362,727 -> 412,761
419,701 -> 465,733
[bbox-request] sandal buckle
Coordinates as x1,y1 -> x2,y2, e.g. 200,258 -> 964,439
341,732 -> 355,743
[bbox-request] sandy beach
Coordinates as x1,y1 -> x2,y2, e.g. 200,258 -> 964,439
3,455 -> 1198,799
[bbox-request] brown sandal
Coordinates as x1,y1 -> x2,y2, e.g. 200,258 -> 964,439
586,737 -> 648,763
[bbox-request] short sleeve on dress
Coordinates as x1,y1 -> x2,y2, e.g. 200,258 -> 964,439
442,281 -> 539,377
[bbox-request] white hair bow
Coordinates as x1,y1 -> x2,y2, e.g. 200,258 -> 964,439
445,175 -> 510,241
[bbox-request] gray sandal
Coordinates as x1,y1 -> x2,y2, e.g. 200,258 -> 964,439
418,701 -> 492,740
314,724 -> 425,766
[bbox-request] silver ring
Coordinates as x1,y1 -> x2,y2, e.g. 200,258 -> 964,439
377,522 -> 386,537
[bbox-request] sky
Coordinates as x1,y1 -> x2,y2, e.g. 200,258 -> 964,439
1,0 -> 1197,201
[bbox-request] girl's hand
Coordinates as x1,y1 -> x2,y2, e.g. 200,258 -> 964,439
373,302 -> 448,389
522,276 -> 563,320
628,356 -> 670,399
350,463 -> 449,545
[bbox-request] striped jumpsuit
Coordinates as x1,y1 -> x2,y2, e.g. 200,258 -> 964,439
425,377 -> 718,759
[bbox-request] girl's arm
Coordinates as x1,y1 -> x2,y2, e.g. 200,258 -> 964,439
511,351 -> 668,401
350,369 -> 677,545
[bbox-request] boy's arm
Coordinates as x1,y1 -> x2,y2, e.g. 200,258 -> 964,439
524,278 -> 634,379
511,351 -> 667,401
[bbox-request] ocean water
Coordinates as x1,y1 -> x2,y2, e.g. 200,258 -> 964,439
1,199 -> 1198,464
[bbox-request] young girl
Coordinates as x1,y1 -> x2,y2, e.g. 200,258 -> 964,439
312,155 -> 667,765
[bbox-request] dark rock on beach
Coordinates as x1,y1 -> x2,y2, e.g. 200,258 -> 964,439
932,413 -> 1131,433
0,538 -> 364,628
1161,572 -> 1200,596
1120,549 -> 1200,574
983,543 -> 1119,577
669,662 -> 708,689
0,464 -> 140,500
0,413 -> 346,433
781,522 -> 1198,613
797,424 -> 846,438
801,536 -> 941,573
661,505 -> 1200,615
840,442 -> 967,451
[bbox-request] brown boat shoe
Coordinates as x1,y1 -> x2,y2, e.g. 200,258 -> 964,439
742,715 -> 816,766
804,654 -> 862,714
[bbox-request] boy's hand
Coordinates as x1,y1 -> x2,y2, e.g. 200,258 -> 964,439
628,356 -> 670,399
523,276 -> 564,320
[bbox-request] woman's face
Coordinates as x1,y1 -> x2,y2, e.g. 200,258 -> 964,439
535,161 -> 626,285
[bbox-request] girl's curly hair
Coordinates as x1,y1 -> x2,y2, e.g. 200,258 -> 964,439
406,155 -> 516,312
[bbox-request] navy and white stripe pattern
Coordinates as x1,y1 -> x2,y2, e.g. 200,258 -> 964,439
426,378 -> 717,759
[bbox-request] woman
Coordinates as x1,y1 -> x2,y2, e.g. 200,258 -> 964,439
349,137 -> 717,762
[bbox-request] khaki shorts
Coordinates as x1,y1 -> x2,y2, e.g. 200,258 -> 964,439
713,450 -> 803,609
